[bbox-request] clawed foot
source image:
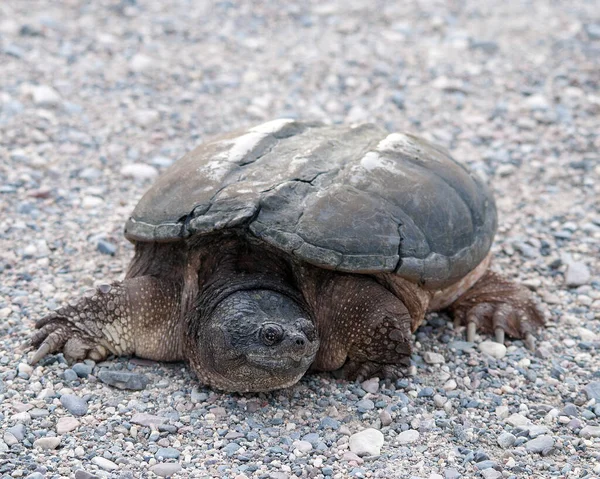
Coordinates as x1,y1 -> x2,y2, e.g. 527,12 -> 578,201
31,311 -> 110,364
451,271 -> 546,350
341,357 -> 410,383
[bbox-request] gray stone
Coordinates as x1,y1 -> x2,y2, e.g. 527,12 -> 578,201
524,435 -> 555,453
444,468 -> 461,479
150,464 -> 182,477
7,424 -> 25,441
356,399 -> 375,413
584,382 -> 600,400
379,410 -> 392,426
585,23 -> 600,39
97,240 -> 117,256
155,447 -> 180,459
131,413 -> 167,426
63,368 -> 79,382
60,394 -> 88,416
72,363 -> 93,378
74,471 -> 99,479
497,431 -> 516,448
98,370 -> 149,390
223,443 -> 241,456
527,425 -> 550,438
580,426 -> 600,438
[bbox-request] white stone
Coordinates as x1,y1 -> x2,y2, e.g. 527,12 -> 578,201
443,379 -> 457,391
33,437 -> 61,450
18,363 -> 33,376
31,85 -> 61,107
81,195 -> 104,208
478,341 -> 507,359
292,440 -> 313,454
92,456 -> 119,470
495,406 -> 510,419
0,307 -> 11,319
524,94 -> 550,110
56,417 -> 80,434
12,412 -> 32,424
397,429 -> 420,445
482,470 -> 502,479
565,261 -> 591,286
3,432 -> 18,446
423,351 -> 445,364
349,428 -> 384,456
361,377 -> 379,394
120,163 -> 159,180
129,53 -> 156,72
505,413 -> 531,427
133,109 -> 160,127
575,327 -> 597,341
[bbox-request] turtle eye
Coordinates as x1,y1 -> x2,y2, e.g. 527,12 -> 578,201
260,324 -> 284,346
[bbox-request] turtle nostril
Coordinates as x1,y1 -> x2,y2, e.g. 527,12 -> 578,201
296,338 -> 305,347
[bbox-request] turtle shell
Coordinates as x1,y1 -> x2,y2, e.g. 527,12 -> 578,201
125,119 -> 497,289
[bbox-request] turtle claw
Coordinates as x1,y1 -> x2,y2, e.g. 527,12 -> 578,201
467,321 -> 477,343
450,271 -> 546,349
524,332 -> 536,351
30,327 -> 69,365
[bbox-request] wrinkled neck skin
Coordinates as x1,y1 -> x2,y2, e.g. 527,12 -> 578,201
184,236 -> 319,392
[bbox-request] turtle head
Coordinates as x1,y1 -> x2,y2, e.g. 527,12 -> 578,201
195,289 -> 319,392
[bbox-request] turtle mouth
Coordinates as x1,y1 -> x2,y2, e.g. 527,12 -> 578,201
245,353 -> 315,372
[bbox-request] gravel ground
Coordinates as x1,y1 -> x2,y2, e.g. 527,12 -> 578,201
1,1 -> 599,478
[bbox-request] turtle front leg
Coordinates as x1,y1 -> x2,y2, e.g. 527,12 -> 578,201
31,276 -> 183,364
302,271 -> 418,382
448,270 -> 546,348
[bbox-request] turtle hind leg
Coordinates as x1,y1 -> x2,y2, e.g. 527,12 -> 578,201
30,276 -> 183,365
448,270 -> 546,349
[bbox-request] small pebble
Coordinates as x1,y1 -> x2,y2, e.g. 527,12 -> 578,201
524,435 -> 555,454
60,394 -> 88,416
478,341 -> 507,359
423,352 -> 445,364
397,429 -> 420,445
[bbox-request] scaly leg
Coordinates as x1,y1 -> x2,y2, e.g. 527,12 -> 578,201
301,270 -> 417,382
31,276 -> 183,364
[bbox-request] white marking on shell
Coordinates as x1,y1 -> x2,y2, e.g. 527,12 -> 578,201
198,120 -> 293,181
249,118 -> 295,134
358,151 -> 406,176
376,133 -> 440,162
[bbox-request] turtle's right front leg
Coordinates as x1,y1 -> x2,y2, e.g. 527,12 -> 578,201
31,276 -> 183,364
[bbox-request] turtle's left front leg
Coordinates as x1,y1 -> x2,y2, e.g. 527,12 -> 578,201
301,271 -> 420,382
31,276 -> 183,364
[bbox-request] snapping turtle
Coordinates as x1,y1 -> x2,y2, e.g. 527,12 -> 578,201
31,120 -> 545,392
